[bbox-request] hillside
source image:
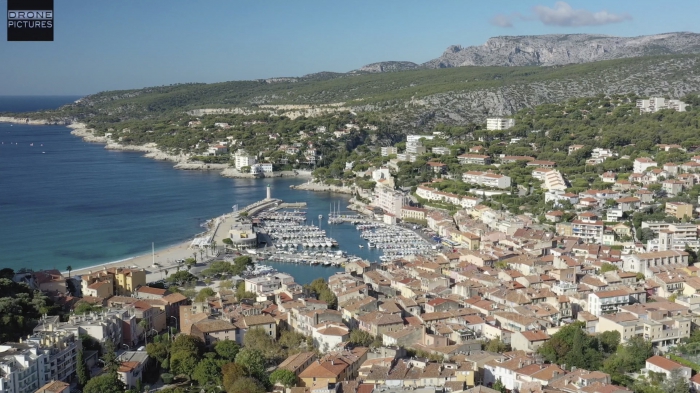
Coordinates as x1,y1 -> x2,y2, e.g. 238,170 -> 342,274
16,54 -> 700,131
358,32 -> 700,71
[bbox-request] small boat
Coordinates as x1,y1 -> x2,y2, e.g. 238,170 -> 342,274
358,245 -> 364,248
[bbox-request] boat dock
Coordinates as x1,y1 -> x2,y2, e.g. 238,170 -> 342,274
254,248 -> 349,267
357,222 -> 438,260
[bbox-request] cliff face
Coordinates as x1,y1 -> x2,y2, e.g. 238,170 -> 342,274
375,56 -> 700,128
355,61 -> 420,73
358,32 -> 700,71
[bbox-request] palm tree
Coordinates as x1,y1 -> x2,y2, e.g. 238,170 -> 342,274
163,269 -> 169,280
66,265 -> 72,278
211,240 -> 218,256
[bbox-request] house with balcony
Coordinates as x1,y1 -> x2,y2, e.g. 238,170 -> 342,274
457,154 -> 491,165
571,213 -> 604,244
587,289 -> 644,317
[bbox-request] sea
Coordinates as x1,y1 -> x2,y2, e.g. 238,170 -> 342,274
0,96 -> 382,284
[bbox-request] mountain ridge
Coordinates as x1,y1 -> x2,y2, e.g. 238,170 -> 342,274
354,31 -> 700,72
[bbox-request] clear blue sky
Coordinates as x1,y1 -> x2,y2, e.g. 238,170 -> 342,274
1,0 -> 698,95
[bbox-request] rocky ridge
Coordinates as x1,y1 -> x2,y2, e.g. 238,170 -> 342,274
357,32 -> 700,71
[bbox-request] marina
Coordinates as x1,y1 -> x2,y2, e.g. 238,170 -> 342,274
357,223 -> 439,261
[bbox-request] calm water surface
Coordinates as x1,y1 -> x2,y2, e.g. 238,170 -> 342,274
0,97 -> 380,283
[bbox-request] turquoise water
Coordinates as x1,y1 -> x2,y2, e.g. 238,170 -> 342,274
0,97 -> 381,284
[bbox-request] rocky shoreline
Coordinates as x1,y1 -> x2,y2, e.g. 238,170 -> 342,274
291,180 -> 355,194
1,118 -> 321,182
0,116 -> 71,126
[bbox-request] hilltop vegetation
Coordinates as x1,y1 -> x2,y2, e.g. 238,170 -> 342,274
11,54 -> 700,130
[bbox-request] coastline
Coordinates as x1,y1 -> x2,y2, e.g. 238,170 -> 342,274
0,117 -> 316,179
66,238 -> 198,280
291,180 -> 355,194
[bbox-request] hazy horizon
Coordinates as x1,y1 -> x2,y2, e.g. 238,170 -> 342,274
1,0 -> 698,95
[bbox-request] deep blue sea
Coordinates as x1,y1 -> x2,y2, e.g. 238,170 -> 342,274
0,96 -> 380,284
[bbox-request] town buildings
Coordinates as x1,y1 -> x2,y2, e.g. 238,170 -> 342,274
636,97 -> 688,113
486,118 -> 515,130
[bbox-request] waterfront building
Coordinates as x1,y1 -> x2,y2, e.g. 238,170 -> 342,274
402,206 -> 427,221
234,149 -> 257,170
373,185 -> 407,217
228,219 -> 258,250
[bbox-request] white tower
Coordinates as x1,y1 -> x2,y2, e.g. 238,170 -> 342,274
266,184 -> 271,200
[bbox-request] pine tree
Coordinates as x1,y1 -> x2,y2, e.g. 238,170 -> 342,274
493,378 -> 506,393
76,349 -> 90,388
102,341 -> 120,375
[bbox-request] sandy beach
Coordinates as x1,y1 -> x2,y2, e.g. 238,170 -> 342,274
66,239 -> 204,281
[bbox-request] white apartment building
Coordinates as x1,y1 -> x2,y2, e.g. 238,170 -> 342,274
486,117 -> 515,130
380,146 -> 398,157
432,147 -> 451,155
622,250 -> 689,276
533,169 -> 567,191
371,167 -> 392,182
0,344 -> 50,393
374,186 -> 407,217
647,229 -> 700,252
633,157 -> 657,174
406,135 -> 435,143
572,217 -> 604,244
591,148 -> 614,159
26,330 -> 80,384
637,97 -> 688,114
251,163 -> 273,174
461,171 -> 511,189
396,153 -> 418,162
47,310 -> 135,348
234,150 -> 256,170
588,289 -> 635,317
416,185 -> 481,208
545,190 -> 579,207
641,222 -> 697,239
405,142 -> 426,155
244,273 -> 296,295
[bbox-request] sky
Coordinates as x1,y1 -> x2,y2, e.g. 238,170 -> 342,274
1,0 -> 698,95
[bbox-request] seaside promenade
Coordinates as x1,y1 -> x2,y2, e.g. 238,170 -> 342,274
66,197 -> 286,282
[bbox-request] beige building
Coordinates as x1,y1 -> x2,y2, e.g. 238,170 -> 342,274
80,267 -> 146,297
510,330 -> 550,353
35,381 -> 70,393
190,319 -> 237,346
666,202 -> 693,219
402,206 -> 427,221
597,310 -> 691,348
